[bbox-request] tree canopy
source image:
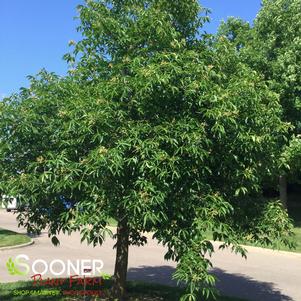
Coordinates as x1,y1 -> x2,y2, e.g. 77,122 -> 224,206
0,1 -> 295,300
219,0 -> 301,182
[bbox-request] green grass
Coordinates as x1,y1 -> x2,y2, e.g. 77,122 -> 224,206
0,279 -> 247,301
233,227 -> 301,253
246,203 -> 301,253
277,204 -> 301,253
108,210 -> 301,253
0,228 -> 31,248
203,201 -> 301,253
279,227 -> 301,253
107,218 -> 117,227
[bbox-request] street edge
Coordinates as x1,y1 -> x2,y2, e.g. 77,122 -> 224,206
212,241 -> 301,258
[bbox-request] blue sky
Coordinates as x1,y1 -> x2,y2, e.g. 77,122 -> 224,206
0,1 -> 262,97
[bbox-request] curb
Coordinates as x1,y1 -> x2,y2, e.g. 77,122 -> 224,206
109,227 -> 301,257
0,239 -> 34,251
241,243 -> 301,258
211,241 -> 301,258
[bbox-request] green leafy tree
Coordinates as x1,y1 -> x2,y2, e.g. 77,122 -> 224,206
0,1 -> 295,300
218,0 -> 301,207
253,0 -> 301,132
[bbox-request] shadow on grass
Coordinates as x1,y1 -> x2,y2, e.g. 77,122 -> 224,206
127,265 -> 293,301
0,228 -> 32,248
128,265 -> 176,287
0,267 -> 293,301
0,277 -> 182,301
0,228 -> 19,236
0,228 -> 44,238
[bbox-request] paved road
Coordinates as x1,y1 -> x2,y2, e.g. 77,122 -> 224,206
0,210 -> 300,301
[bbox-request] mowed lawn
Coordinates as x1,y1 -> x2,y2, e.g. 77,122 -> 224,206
0,228 -> 31,248
206,203 -> 301,254
249,201 -> 301,253
228,201 -> 301,253
285,204 -> 301,253
241,226 -> 301,253
108,206 -> 301,253
0,279 -> 248,301
286,227 -> 301,253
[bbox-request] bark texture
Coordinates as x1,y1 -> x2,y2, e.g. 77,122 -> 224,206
111,217 -> 129,300
279,175 -> 288,209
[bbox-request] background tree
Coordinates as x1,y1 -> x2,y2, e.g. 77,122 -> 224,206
0,1 -> 295,300
218,0 -> 301,208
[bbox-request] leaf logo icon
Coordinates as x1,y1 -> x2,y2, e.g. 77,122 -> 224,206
6,258 -> 27,276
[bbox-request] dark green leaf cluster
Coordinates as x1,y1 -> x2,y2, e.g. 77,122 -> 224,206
218,0 -> 301,185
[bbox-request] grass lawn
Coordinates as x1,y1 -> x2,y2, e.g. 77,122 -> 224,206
108,212 -> 301,253
280,227 -> 301,253
0,279 -> 247,301
0,228 -> 31,248
107,218 -> 118,227
245,203 -> 301,253
236,227 -> 301,253
203,201 -> 301,253
282,204 -> 301,253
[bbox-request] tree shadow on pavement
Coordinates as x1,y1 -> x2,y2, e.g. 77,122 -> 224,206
127,266 -> 293,301
128,265 -> 177,287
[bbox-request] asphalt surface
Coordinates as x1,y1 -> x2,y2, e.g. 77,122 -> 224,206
0,210 -> 300,301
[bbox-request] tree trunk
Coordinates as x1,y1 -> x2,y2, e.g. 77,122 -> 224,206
279,175 -> 288,209
111,217 -> 129,300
